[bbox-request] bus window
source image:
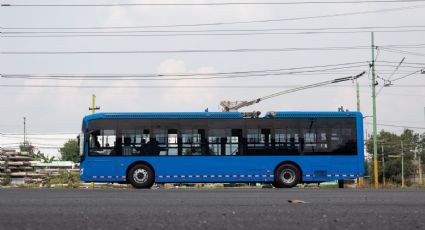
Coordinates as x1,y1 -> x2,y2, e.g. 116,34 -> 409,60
89,130 -> 116,156
167,129 -> 178,156
208,129 -> 225,156
151,129 -> 167,156
275,129 -> 300,154
226,129 -> 242,156
181,129 -> 202,156
247,129 -> 262,148
303,129 -> 317,153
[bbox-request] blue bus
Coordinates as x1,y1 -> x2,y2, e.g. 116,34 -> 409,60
79,111 -> 364,188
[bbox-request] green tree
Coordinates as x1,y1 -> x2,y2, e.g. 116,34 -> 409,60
19,142 -> 54,162
366,129 -> 417,185
19,141 -> 35,154
60,139 -> 80,163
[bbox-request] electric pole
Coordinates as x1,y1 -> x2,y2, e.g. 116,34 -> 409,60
23,117 -> 26,148
421,107 -> 425,186
382,144 -> 385,187
419,152 -> 423,186
371,32 -> 379,189
356,78 -> 365,187
401,141 -> 405,188
89,94 -> 100,114
356,79 -> 361,112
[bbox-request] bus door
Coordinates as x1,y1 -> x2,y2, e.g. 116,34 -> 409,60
85,130 -> 120,179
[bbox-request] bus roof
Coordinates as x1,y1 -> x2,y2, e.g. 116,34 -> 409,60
83,111 -> 362,122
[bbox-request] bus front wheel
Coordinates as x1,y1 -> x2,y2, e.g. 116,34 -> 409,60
127,164 -> 155,189
274,164 -> 300,188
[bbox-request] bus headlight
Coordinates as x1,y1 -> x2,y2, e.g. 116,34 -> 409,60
80,168 -> 84,176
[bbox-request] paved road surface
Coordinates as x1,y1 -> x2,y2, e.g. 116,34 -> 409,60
0,188 -> 424,230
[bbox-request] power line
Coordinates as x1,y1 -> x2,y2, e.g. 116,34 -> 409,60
4,29 -> 425,38
365,122 -> 425,130
391,69 -> 424,82
377,60 -> 425,65
4,25 -> 425,32
0,61 -> 369,77
2,0 -> 425,7
1,64 -> 369,81
0,84 -> 423,89
380,47 -> 425,57
2,5 -> 424,30
0,46 -> 372,55
2,44 -> 424,55
0,132 -> 78,135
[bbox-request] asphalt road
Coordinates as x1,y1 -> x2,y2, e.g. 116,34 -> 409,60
0,188 -> 424,230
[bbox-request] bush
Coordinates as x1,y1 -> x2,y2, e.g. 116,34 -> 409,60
1,176 -> 11,186
44,171 -> 80,188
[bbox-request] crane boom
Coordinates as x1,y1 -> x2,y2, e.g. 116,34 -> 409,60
220,71 -> 365,112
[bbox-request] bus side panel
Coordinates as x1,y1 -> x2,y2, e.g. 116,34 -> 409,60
80,157 -> 125,182
81,155 -> 362,183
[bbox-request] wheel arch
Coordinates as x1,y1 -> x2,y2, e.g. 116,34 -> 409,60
274,161 -> 303,182
126,161 -> 156,182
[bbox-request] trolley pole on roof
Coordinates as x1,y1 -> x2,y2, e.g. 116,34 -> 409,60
371,32 -> 379,189
89,94 -> 100,114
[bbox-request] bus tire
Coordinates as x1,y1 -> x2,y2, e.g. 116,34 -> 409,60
274,164 -> 300,188
127,164 -> 155,189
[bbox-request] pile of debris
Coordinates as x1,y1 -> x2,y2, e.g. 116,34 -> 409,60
0,148 -> 42,184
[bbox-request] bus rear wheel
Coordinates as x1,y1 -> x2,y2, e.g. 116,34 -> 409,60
127,164 -> 154,189
274,164 -> 300,188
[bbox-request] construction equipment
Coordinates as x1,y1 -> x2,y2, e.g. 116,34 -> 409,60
220,71 -> 365,114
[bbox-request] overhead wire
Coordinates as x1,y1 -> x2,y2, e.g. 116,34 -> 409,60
2,5 -> 424,30
364,122 -> 425,130
4,29 -> 425,38
380,47 -> 425,57
391,69 -> 424,82
2,44 -> 424,55
0,46 -> 371,55
3,25 -> 425,33
2,0 -> 425,7
0,84 -> 423,89
1,63 -> 369,81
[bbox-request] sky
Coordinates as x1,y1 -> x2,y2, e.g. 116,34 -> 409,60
0,0 -> 424,157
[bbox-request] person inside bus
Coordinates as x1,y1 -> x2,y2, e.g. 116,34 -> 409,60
139,139 -> 147,155
111,138 -> 123,156
123,137 -> 132,156
147,138 -> 160,156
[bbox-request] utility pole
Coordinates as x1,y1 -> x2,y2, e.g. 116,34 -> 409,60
413,147 -> 423,186
356,79 -> 365,187
88,94 -> 99,190
371,32 -> 379,189
382,144 -> 385,187
89,94 -> 100,114
419,153 -> 423,186
23,117 -> 26,148
421,107 -> 425,186
401,141 -> 405,188
356,79 -> 361,112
